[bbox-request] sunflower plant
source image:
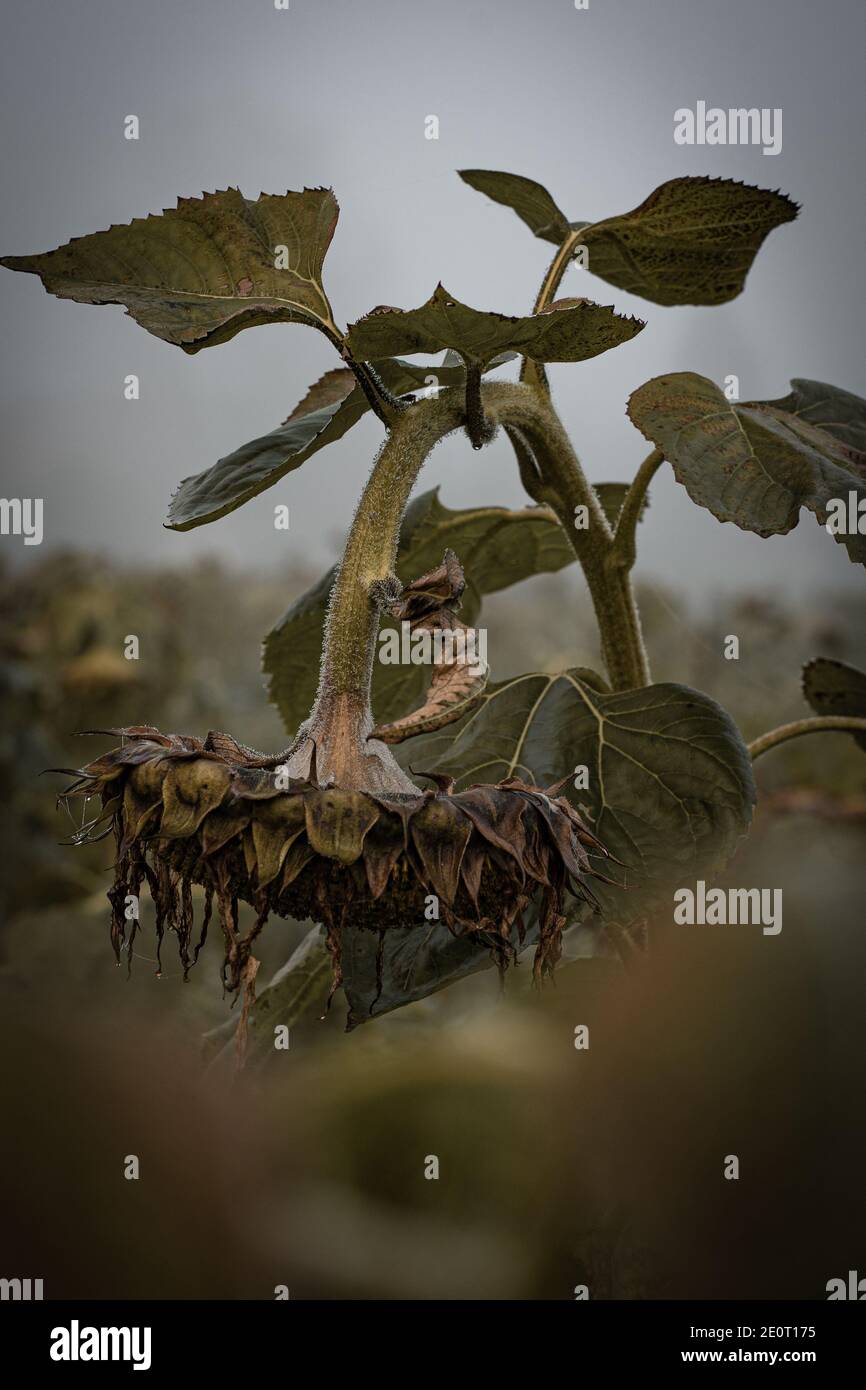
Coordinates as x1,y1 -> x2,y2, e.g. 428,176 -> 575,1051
6,170 -> 866,1050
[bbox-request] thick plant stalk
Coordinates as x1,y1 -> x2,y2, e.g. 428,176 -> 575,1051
283,391 -> 466,790
289,375 -> 650,799
317,393 -> 465,697
482,383 -> 651,689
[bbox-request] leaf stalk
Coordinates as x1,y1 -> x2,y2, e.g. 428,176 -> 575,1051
748,717 -> 866,761
519,226 -> 586,391
609,448 -> 665,571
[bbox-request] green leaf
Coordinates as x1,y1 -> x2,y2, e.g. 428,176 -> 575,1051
458,169 -> 578,246
410,671 -> 756,929
263,489 -> 576,736
593,482 -> 649,530
339,916 -> 541,1030
347,284 -> 643,368
751,379 -> 866,454
580,177 -> 798,306
206,910 -> 539,1040
628,372 -> 866,565
284,367 -> 357,420
167,386 -> 356,530
459,173 -> 796,307
2,187 -> 340,351
165,354 -> 511,531
802,658 -> 866,752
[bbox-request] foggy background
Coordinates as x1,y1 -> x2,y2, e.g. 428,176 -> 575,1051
1,0 -> 864,601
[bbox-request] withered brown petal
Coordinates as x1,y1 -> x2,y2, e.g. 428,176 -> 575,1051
251,796 -> 307,886
518,811 -> 552,887
450,787 -> 527,867
361,807 -> 407,899
78,724 -> 169,742
545,789 -> 607,852
498,775 -> 539,793
127,758 -> 170,800
411,770 -> 457,794
159,760 -> 233,838
373,793 -> 428,848
410,798 -> 473,903
524,793 -> 590,885
460,840 -> 487,906
242,826 -> 258,879
229,766 -> 285,800
304,788 -> 380,864
121,780 -> 163,846
279,838 -> 316,889
542,773 -> 573,798
199,803 -> 251,856
117,743 -> 183,768
76,751 -> 137,784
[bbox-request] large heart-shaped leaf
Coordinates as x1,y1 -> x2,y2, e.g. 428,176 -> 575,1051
459,171 -> 797,307
263,489 -> 576,736
458,169 -> 580,245
751,379 -> 866,454
628,372 -> 866,565
165,353 -> 515,530
2,187 -> 339,351
410,671 -> 756,929
347,284 -> 643,367
802,658 -> 866,752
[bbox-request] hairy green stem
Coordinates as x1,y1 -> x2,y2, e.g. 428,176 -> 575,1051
485,383 -> 650,689
317,392 -> 465,702
318,320 -> 401,426
519,226 -> 586,392
356,359 -> 408,422
611,448 -> 665,571
464,363 -> 495,448
533,229 -> 587,312
504,426 -> 557,508
748,717 -> 866,761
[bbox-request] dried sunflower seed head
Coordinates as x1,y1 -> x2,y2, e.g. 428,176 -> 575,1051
63,729 -> 608,1004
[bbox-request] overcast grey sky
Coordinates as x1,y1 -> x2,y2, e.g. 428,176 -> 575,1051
1,0 -> 864,601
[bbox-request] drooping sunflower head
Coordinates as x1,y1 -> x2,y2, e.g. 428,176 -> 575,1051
62,725 -> 607,1008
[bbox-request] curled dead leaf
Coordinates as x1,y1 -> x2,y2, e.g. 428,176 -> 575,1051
370,551 -> 488,744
